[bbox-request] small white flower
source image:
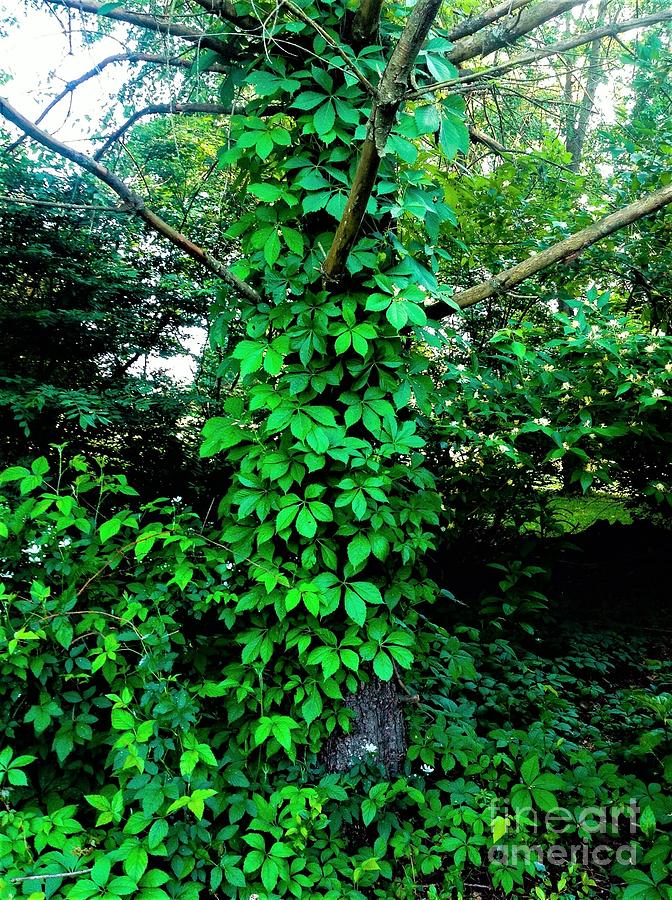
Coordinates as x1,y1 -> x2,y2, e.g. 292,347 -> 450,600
420,764 -> 435,774
645,343 -> 657,353
363,742 -> 378,754
655,483 -> 666,492
652,388 -> 664,398
561,382 -> 571,391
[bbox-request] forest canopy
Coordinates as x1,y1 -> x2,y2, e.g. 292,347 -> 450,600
1,0 -> 672,897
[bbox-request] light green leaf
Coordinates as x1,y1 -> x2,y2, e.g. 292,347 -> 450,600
373,651 -> 394,681
296,506 -> 317,538
344,588 -> 367,626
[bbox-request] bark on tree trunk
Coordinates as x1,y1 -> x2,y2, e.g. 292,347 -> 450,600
566,0 -> 607,171
322,677 -> 407,773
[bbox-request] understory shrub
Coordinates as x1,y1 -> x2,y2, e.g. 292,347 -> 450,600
1,454 -> 672,899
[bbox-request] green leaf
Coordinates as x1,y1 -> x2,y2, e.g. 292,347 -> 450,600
344,588 -> 367,626
261,857 -> 279,892
532,789 -> 558,812
350,581 -> 383,604
439,116 -> 469,157
361,798 -> 377,826
373,651 -> 394,681
68,882 -> 99,900
313,100 -> 335,136
491,815 -> 508,843
296,506 -> 317,538
335,331 -> 351,354
640,805 -> 657,838
347,533 -> 370,569
276,503 -> 299,532
148,818 -> 169,849
302,693 -> 322,725
99,518 -> 121,543
0,466 -> 29,484
248,183 -> 284,202
386,301 -> 409,330
264,230 -> 281,266
97,1 -> 123,13
520,755 -> 540,785
415,104 -> 440,134
31,456 -> 49,475
340,649 -> 359,670
180,749 -> 199,777
256,131 -> 274,159
109,875 -> 139,895
91,857 -> 111,888
281,225 -> 304,254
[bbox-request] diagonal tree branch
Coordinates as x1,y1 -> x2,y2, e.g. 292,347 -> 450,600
45,0 -> 234,56
4,51 -> 229,155
426,181 -> 672,318
0,97 -> 261,304
323,0 -> 443,281
446,0 -> 585,64
468,124 -> 506,154
93,102 -> 235,160
447,0 -> 533,43
409,9 -> 672,98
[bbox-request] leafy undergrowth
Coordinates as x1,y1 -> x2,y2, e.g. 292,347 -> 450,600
1,461 -> 671,900
407,620 -> 672,898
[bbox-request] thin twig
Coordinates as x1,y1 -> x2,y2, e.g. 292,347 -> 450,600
10,869 -> 92,883
0,194 -> 131,213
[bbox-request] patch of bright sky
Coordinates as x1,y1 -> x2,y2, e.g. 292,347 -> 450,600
0,1 -> 130,139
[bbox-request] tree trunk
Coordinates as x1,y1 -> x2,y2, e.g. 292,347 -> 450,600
322,678 -> 407,773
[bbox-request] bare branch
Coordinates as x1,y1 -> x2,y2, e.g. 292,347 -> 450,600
323,0 -> 443,281
0,194 -> 130,213
447,0 -> 533,43
447,0 -> 585,65
409,9 -> 672,99
3,51 -> 230,155
93,102 -> 234,160
426,182 -> 672,318
468,124 -> 506,153
45,0 -> 234,56
0,97 -> 261,304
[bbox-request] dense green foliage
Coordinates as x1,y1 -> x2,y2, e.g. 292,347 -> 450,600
1,0 -> 672,896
